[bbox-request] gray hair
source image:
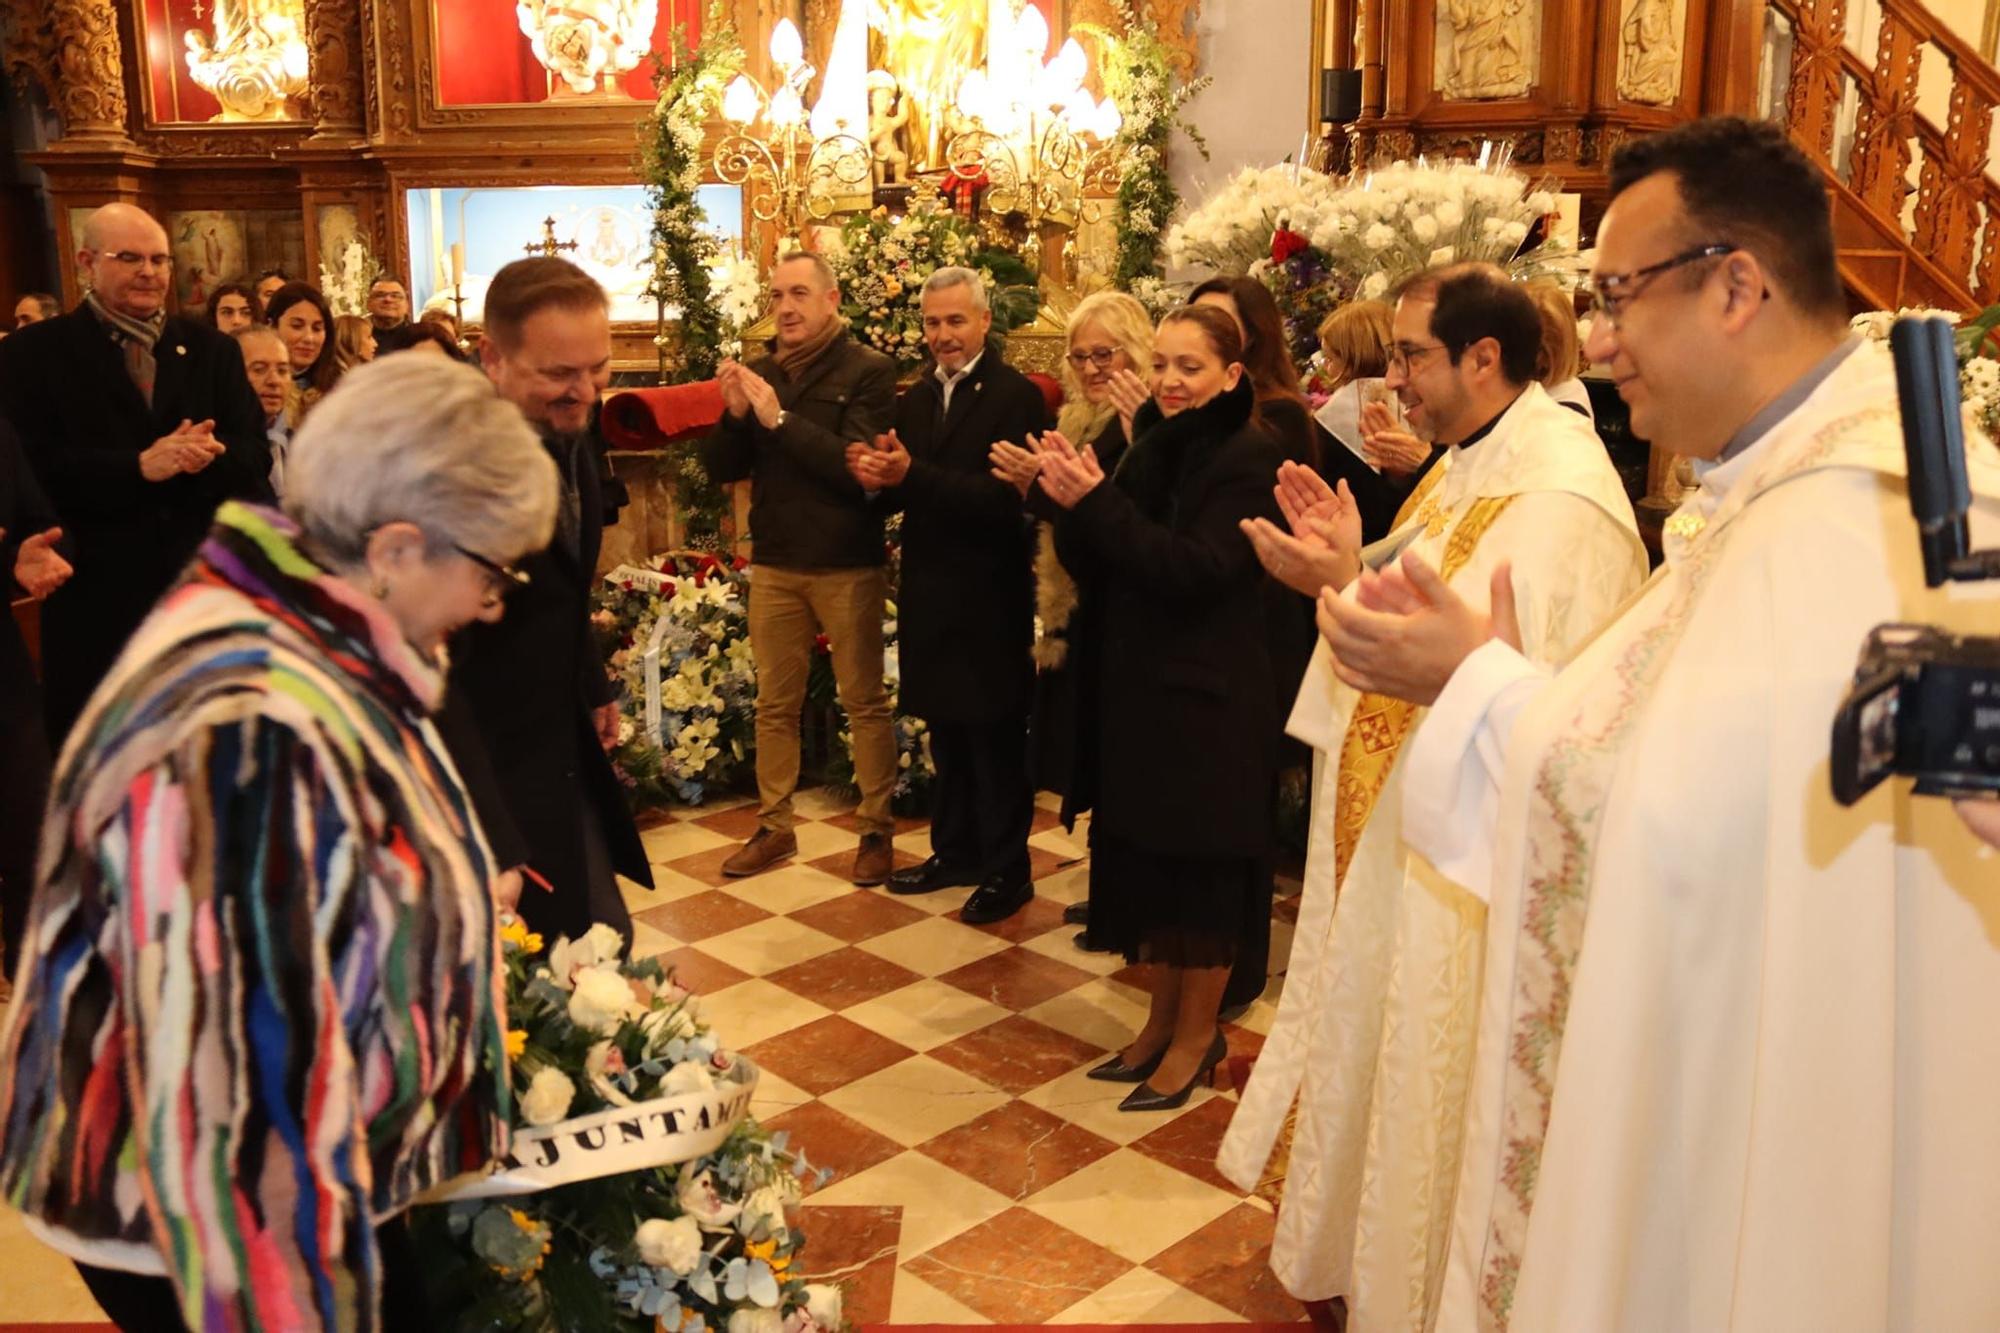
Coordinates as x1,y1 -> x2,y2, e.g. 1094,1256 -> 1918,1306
283,355 -> 559,568
922,265 -> 988,312
772,250 -> 838,292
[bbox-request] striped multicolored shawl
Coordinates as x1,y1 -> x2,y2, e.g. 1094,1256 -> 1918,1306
0,502 -> 512,1332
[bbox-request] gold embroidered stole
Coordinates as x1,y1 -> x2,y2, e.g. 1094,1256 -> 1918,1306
1473,403 -> 1899,1329
1330,492 -> 1516,888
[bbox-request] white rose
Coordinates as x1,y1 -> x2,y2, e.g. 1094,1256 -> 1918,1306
1434,199 -> 1465,228
1411,214 -> 1438,243
677,1167 -> 743,1228
634,1215 -> 704,1275
1363,222 -> 1395,252
661,1060 -> 713,1098
738,1184 -> 791,1240
581,922 -> 626,965
568,967 -> 635,1035
804,1285 -> 843,1330
729,1311 -> 784,1333
520,1066 -> 575,1126
1360,272 -> 1390,300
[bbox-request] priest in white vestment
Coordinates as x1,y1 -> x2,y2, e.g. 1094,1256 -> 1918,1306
1318,117 -> 2000,1331
1221,265 -> 1647,1329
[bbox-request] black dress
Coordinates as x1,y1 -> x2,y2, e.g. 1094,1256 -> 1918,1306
1055,379 -> 1282,965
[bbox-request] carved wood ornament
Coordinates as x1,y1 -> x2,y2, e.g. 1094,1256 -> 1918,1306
0,0 -> 132,143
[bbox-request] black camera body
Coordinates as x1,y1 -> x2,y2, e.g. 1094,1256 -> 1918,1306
1831,316 -> 2000,806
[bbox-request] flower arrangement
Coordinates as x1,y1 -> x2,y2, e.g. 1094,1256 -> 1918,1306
318,236 -> 381,317
1850,304 -> 2000,441
595,554 -> 758,808
1307,157 -> 1559,301
824,193 -> 1040,369
411,922 -> 846,1331
1077,0 -> 1210,287
1162,163 -> 1343,278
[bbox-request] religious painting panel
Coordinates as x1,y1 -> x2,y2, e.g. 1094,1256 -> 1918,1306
165,208 -> 305,311
1433,0 -> 1541,100
315,203 -> 363,280
431,0 -> 706,105
402,184 -> 743,321
137,0 -> 311,123
1614,0 -> 1685,105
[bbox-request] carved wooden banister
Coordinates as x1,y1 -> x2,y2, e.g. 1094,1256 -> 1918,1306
1771,0 -> 2000,306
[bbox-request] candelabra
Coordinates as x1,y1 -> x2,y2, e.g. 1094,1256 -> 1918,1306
713,20 -> 872,229
942,7 -> 1122,271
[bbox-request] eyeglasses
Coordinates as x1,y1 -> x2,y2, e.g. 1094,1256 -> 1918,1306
1386,341 -> 1449,375
454,544 -> 531,605
1587,243 -> 1735,327
100,251 -> 174,270
1065,347 -> 1121,370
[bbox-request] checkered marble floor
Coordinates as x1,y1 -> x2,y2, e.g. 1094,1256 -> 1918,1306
627,788 -> 1307,1326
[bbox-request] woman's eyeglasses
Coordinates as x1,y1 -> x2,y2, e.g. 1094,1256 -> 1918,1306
1065,348 -> 1121,369
455,544 -> 531,604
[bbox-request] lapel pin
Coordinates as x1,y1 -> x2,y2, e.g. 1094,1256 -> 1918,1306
174,345 -> 185,355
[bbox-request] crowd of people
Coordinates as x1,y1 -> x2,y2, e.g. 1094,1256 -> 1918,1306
1,112 -> 1999,1328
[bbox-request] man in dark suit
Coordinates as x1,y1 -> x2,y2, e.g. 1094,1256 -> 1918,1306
702,252 -> 901,887
848,267 -> 1050,924
435,257 -> 654,945
0,203 -> 268,741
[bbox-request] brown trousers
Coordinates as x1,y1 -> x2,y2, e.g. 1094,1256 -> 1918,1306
746,564 -> 896,835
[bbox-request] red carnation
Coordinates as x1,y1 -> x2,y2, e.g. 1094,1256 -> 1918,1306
813,633 -> 831,654
1271,227 -> 1309,265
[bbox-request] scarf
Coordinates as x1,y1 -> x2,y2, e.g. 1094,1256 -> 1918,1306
85,290 -> 164,407
772,316 -> 849,379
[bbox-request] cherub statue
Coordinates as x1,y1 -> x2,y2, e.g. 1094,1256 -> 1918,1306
868,71 -> 912,187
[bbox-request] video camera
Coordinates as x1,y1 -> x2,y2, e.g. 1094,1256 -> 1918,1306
1831,315 -> 2000,806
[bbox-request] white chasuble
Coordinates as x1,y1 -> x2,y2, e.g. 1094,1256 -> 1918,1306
1218,383 -> 1647,1328
1406,340 -> 2000,1332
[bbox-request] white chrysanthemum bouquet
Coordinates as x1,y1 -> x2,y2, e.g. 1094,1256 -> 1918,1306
1162,164 -> 1343,277
1312,158 -> 1559,300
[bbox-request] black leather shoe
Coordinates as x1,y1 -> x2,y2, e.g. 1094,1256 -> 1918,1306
959,875 -> 1032,925
1119,1030 -> 1228,1112
1061,901 -> 1089,926
1086,1046 -> 1166,1083
886,856 -> 979,896
1072,928 -> 1116,955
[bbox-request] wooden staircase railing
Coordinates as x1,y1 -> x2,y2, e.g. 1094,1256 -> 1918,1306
1769,0 -> 2000,310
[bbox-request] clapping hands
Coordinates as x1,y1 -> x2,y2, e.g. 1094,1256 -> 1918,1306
989,437 -> 1041,497
718,361 -> 782,429
139,419 -> 225,483
1359,400 -> 1431,476
845,430 -> 913,490
1104,368 -> 1150,442
1031,430 -> 1104,509
1240,461 -> 1364,597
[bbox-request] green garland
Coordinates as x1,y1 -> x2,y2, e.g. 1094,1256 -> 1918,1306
1079,0 -> 1210,288
638,5 -> 744,546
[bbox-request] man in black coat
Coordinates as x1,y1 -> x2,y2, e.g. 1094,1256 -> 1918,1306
0,203 -> 269,741
435,257 -> 653,944
0,420 -> 72,984
848,267 -> 1050,925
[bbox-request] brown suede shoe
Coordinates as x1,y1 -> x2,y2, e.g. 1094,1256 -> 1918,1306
851,832 -> 894,887
722,827 -> 797,877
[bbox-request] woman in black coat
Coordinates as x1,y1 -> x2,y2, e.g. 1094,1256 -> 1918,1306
1035,304 -> 1283,1111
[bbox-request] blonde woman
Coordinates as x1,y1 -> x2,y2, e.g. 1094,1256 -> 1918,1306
1311,300 -> 1424,541
1527,280 -> 1594,419
332,313 -> 378,378
990,290 -> 1151,949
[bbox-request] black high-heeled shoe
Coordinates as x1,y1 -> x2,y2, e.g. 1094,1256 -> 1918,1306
1117,1030 -> 1228,1112
1086,1044 -> 1167,1083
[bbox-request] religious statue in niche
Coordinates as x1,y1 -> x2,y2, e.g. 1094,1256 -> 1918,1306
1436,0 -> 1536,100
866,0 -> 988,169
868,71 -> 913,186
183,0 -> 311,121
1618,0 -> 1682,105
516,0 -> 660,97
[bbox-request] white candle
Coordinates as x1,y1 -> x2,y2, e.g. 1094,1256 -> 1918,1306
450,242 -> 465,286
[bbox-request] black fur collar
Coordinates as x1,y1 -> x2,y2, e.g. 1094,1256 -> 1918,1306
1113,377 -> 1257,521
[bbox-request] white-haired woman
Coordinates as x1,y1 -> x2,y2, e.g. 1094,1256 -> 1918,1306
0,355 -> 558,1331
991,290 -> 1153,950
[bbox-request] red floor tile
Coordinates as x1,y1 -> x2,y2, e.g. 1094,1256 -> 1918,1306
664,842 -> 784,887
693,805 -> 767,840
741,1015 -> 917,1097
1028,843 -> 1080,882
939,947 -> 1097,1013
806,845 -> 927,884
654,945 -> 752,997
633,888 -> 772,942
794,1202 -> 901,1324
785,890 -> 932,945
1029,806 -> 1065,834
1126,1095 -> 1247,1195
759,1101 -> 907,1192
916,1100 -> 1118,1201
767,945 -> 925,1011
1147,1202 -> 1305,1324
926,1014 -> 1109,1096
905,1207 -> 1135,1323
